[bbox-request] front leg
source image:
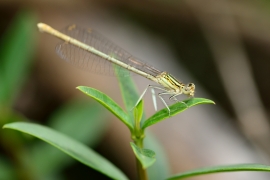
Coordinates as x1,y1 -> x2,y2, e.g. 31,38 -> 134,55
133,85 -> 168,111
169,93 -> 189,108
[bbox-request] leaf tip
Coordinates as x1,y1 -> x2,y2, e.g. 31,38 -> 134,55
76,86 -> 86,93
2,124 -> 12,130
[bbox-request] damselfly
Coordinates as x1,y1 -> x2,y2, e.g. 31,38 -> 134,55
37,23 -> 195,115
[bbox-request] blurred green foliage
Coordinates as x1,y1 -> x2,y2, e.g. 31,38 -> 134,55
0,11 -> 37,107
0,10 -> 38,180
0,10 -> 109,180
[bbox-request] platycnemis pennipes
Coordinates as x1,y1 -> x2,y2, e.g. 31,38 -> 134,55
37,23 -> 195,115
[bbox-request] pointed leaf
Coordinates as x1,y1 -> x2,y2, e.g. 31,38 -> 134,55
77,86 -> 133,130
134,100 -> 144,126
130,142 -> 156,169
142,98 -> 215,129
167,164 -> 270,180
31,100 -> 108,175
115,66 -> 139,111
3,122 -> 128,180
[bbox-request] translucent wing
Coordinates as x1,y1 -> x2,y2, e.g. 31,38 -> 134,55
55,24 -> 162,77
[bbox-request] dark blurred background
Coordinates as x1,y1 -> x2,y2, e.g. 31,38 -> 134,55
1,0 -> 270,180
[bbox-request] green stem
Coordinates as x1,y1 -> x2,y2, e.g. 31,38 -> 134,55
133,100 -> 147,179
134,136 -> 147,180
136,155 -> 147,180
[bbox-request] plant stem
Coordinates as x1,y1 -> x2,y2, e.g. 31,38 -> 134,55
133,100 -> 147,179
136,155 -> 147,180
134,136 -> 147,180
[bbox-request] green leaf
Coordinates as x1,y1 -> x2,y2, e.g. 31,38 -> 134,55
30,100 -> 108,175
48,100 -> 107,146
3,122 -> 128,180
134,100 -> 144,126
0,10 -> 37,106
166,164 -> 270,179
142,98 -> 215,129
115,66 -> 139,111
77,86 -> 133,130
130,142 -> 156,169
115,66 -> 148,130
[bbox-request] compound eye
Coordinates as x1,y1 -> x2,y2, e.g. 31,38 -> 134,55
186,83 -> 193,90
187,83 -> 195,96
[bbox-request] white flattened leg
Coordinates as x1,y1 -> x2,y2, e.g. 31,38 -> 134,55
132,85 -> 150,111
133,85 -> 169,112
151,88 -> 157,111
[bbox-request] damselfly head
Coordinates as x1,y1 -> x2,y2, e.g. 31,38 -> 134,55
183,83 -> 195,97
